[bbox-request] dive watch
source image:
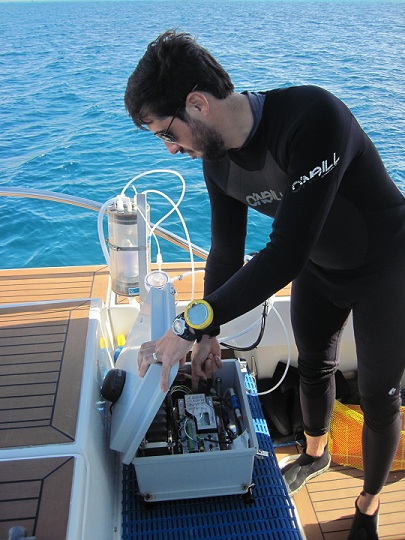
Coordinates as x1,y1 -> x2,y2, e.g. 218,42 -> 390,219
172,313 -> 196,341
172,300 -> 216,341
184,299 -> 214,330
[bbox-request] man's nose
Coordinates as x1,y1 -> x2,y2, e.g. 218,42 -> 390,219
165,142 -> 181,155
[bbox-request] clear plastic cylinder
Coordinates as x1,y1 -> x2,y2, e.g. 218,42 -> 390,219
108,206 -> 140,296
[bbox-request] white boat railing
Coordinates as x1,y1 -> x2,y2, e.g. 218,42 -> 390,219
0,187 -> 209,261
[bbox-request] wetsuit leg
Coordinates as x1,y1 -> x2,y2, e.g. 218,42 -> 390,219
352,280 -> 405,495
291,268 -> 351,436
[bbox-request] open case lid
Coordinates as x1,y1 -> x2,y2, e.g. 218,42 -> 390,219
109,283 -> 179,464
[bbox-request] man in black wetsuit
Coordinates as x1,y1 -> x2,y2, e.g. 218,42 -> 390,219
126,30 -> 405,540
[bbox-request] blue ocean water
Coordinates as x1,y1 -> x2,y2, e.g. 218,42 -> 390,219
0,0 -> 404,269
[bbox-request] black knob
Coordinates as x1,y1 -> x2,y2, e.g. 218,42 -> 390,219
101,368 -> 126,403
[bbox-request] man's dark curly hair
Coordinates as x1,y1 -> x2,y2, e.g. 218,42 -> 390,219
124,30 -> 234,129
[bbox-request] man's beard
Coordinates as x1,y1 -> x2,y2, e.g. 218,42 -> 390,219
188,117 -> 227,161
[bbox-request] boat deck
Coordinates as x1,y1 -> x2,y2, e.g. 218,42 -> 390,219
276,445 -> 405,539
1,264 -> 404,539
0,296 -> 92,538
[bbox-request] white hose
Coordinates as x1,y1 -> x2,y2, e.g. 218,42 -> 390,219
97,196 -> 118,267
219,313 -> 266,343
142,188 -> 196,299
99,169 -> 196,296
246,302 -> 292,396
120,169 -> 186,207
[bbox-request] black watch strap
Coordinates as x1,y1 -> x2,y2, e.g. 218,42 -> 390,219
195,325 -> 220,343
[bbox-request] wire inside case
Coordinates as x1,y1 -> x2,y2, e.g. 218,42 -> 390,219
138,373 -> 248,457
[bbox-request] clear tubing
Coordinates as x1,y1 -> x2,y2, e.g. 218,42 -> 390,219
98,170 -> 196,298
219,309 -> 268,343
119,169 -> 195,294
97,197 -> 118,267
170,269 -> 205,282
120,169 -> 186,210
123,170 -> 187,262
142,188 -> 195,300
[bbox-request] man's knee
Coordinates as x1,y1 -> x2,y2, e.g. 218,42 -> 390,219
361,391 -> 401,432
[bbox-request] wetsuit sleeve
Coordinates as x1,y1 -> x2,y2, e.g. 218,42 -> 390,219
204,88 -> 359,326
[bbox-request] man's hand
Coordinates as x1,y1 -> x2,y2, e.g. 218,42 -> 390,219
138,328 -> 192,392
191,335 -> 222,391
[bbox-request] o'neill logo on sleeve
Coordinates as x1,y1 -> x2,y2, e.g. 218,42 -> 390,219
292,153 -> 340,193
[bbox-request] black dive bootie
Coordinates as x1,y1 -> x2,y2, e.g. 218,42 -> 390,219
347,492 -> 379,540
281,446 -> 331,496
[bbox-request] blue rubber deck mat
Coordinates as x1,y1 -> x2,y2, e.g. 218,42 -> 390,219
121,376 -> 302,540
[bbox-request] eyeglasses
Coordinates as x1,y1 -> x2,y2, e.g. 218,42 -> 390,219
154,85 -> 198,144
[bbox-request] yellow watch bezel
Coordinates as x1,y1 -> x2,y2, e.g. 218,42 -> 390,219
184,300 -> 214,330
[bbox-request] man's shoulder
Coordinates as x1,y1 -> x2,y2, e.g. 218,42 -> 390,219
264,85 -> 338,103
263,85 -> 348,125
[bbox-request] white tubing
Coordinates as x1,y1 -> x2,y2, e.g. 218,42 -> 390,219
246,302 -> 292,396
120,169 -> 186,208
219,313 -> 266,343
142,188 -> 196,299
99,169 -> 196,297
97,197 -> 118,267
170,269 -> 205,282
123,169 -> 194,296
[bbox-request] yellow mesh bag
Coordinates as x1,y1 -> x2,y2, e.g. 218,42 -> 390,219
328,400 -> 405,471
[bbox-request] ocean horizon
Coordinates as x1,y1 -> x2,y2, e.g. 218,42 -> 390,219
0,0 -> 404,269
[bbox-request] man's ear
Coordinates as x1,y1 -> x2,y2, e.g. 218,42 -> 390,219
186,91 -> 210,117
